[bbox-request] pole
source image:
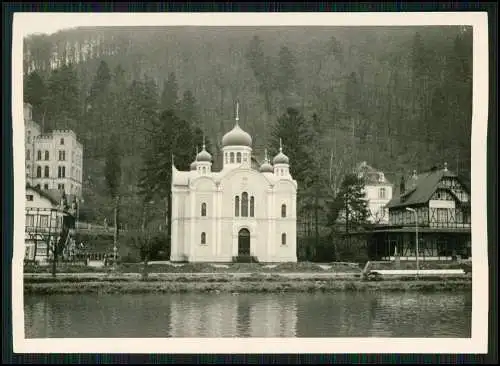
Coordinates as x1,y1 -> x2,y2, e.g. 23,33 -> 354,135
415,211 -> 419,279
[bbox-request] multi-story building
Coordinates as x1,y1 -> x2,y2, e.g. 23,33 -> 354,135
355,161 -> 393,225
24,102 -> 84,198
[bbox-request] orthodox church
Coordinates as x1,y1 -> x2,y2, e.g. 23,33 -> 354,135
170,104 -> 298,263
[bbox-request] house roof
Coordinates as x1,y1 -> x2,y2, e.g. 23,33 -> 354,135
386,167 -> 467,209
356,161 -> 392,186
26,183 -> 59,206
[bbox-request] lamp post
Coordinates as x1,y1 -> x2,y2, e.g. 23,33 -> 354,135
406,207 -> 419,278
76,198 -> 84,230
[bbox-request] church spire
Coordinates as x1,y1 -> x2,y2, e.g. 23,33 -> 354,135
279,138 -> 283,153
264,148 -> 269,162
235,100 -> 239,125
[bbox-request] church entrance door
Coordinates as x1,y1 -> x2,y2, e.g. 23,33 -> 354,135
238,228 -> 251,256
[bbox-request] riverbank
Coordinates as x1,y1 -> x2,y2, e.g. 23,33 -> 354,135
24,272 -> 472,295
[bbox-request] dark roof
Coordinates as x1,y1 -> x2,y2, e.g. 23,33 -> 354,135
356,162 -> 392,185
386,168 -> 465,209
26,183 -> 59,206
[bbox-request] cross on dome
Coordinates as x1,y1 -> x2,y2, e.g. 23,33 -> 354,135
221,101 -> 252,148
273,138 -> 289,165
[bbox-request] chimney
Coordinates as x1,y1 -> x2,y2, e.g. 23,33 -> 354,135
399,175 -> 405,195
410,169 -> 418,189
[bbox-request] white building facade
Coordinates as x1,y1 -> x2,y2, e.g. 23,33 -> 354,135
356,161 -> 393,224
171,108 -> 298,263
24,102 -> 84,198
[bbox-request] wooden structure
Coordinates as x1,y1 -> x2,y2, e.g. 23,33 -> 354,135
25,184 -> 76,263
364,163 -> 471,261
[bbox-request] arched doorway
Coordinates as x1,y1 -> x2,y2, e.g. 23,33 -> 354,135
238,228 -> 251,256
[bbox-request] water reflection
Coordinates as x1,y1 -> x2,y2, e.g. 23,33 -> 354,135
24,291 -> 471,338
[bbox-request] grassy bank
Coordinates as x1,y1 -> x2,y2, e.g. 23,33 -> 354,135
24,261 -> 363,274
24,273 -> 472,295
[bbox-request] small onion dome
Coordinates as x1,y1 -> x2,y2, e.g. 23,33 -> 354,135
273,151 -> 289,165
260,160 -> 273,173
222,123 -> 252,147
196,148 -> 212,162
190,161 -> 197,170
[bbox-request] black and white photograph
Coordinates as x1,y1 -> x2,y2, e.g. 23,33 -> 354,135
12,12 -> 489,354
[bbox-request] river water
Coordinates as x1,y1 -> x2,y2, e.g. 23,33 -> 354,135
25,291 -> 471,338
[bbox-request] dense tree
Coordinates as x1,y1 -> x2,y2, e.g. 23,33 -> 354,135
268,107 -> 319,191
138,110 -> 196,249
105,138 -> 122,254
160,72 -> 179,112
176,89 -> 199,128
44,63 -> 80,132
326,173 -> 370,235
23,71 -> 48,126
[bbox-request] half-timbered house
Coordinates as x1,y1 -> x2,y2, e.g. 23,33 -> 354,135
367,163 -> 471,261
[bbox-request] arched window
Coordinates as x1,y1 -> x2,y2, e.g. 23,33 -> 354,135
230,152 -> 235,163
37,150 -> 42,160
281,233 -> 287,245
235,196 -> 240,216
26,150 -> 30,160
36,166 -> 41,178
281,204 -> 287,218
236,152 -> 242,163
225,153 -> 228,164
60,138 -> 65,145
44,151 -> 49,160
44,166 -> 49,177
250,196 -> 255,217
241,192 -> 249,217
201,232 -> 206,245
62,166 -> 66,178
201,202 -> 207,217
379,188 -> 386,199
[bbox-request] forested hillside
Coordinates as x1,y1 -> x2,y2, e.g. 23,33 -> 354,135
23,26 -> 472,231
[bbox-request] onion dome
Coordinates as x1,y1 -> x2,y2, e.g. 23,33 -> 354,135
222,123 -> 252,148
190,161 -> 197,170
196,139 -> 212,162
196,149 -> 212,162
273,138 -> 289,165
222,102 -> 252,147
259,149 -> 273,173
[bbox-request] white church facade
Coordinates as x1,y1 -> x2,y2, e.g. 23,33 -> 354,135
170,106 -> 298,263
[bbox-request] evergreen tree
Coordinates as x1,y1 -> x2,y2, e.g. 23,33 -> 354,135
84,60 -> 113,156
268,107 -> 319,191
276,46 -> 297,96
45,64 -> 81,132
176,90 -> 199,127
138,110 -> 195,246
24,71 -> 48,125
326,173 -> 369,234
105,137 -> 122,252
245,35 -> 275,115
